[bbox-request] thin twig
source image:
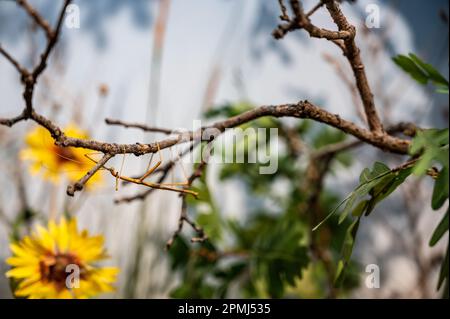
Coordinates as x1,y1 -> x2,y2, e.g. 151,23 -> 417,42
166,142 -> 213,249
17,0 -> 54,39
273,0 -> 351,40
306,0 -> 325,17
67,153 -> 113,196
32,0 -> 71,80
324,0 -> 384,133
166,198 -> 207,250
273,0 -> 384,134
105,118 -> 177,135
278,0 -> 290,21
0,45 -> 28,76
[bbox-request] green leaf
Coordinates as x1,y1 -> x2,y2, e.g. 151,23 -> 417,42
252,216 -> 309,297
334,260 -> 345,285
409,54 -> 449,87
313,193 -> 352,231
365,168 -> 413,216
372,162 -> 391,176
167,236 -> 190,270
432,167 -> 449,210
351,200 -> 368,218
436,88 -> 449,94
315,162 -> 394,230
393,53 -> 449,90
338,194 -> 358,224
334,217 -> 361,286
437,244 -> 449,290
409,129 -> 449,176
429,209 -> 449,247
392,55 -> 429,84
359,168 -> 372,184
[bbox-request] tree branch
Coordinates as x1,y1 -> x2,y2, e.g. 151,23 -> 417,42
1,0 -> 414,202
324,0 -> 383,133
25,100 -> 409,156
32,0 -> 71,80
273,0 -> 384,134
166,198 -> 207,250
17,0 -> 54,39
166,142 -> 212,249
0,45 -> 28,76
66,153 -> 113,196
105,118 -> 176,135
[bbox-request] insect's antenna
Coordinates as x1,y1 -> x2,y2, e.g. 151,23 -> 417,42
146,153 -> 155,174
84,152 -> 104,165
39,128 -> 86,168
116,151 -> 127,191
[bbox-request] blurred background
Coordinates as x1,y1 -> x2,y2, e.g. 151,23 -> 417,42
0,0 -> 448,298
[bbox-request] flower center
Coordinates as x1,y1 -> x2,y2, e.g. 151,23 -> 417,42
39,253 -> 84,290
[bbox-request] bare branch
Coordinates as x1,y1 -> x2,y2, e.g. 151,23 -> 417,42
166,199 -> 207,250
324,0 -> 384,133
0,0 -> 415,203
313,139 -> 362,159
0,45 -> 28,76
67,153 -> 113,196
273,0 -> 384,134
166,142 -> 214,249
273,0 -> 351,40
306,0 -> 325,17
28,101 -> 409,156
313,122 -> 418,159
17,0 -> 53,39
32,0 -> 71,80
278,0 -> 291,21
0,110 -> 28,127
105,118 -> 176,135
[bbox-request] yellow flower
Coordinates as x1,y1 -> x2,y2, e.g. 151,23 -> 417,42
6,218 -> 119,299
20,124 -> 102,186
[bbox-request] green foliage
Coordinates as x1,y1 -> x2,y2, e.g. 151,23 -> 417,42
392,53 -> 449,93
168,102 -> 359,298
409,128 -> 449,209
322,53 -> 450,293
168,54 -> 449,299
334,217 -> 360,285
410,128 -> 449,292
252,216 -> 309,298
315,162 -> 413,285
315,162 -> 412,230
430,209 -> 449,247
10,208 -> 37,242
168,238 -> 219,298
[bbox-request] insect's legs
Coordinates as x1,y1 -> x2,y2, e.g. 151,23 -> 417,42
116,152 -> 127,191
139,143 -> 162,182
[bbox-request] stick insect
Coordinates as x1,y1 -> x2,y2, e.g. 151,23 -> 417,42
32,128 -> 198,197
84,143 -> 198,198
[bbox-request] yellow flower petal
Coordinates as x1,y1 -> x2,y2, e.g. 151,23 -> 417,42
7,217 -> 119,299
